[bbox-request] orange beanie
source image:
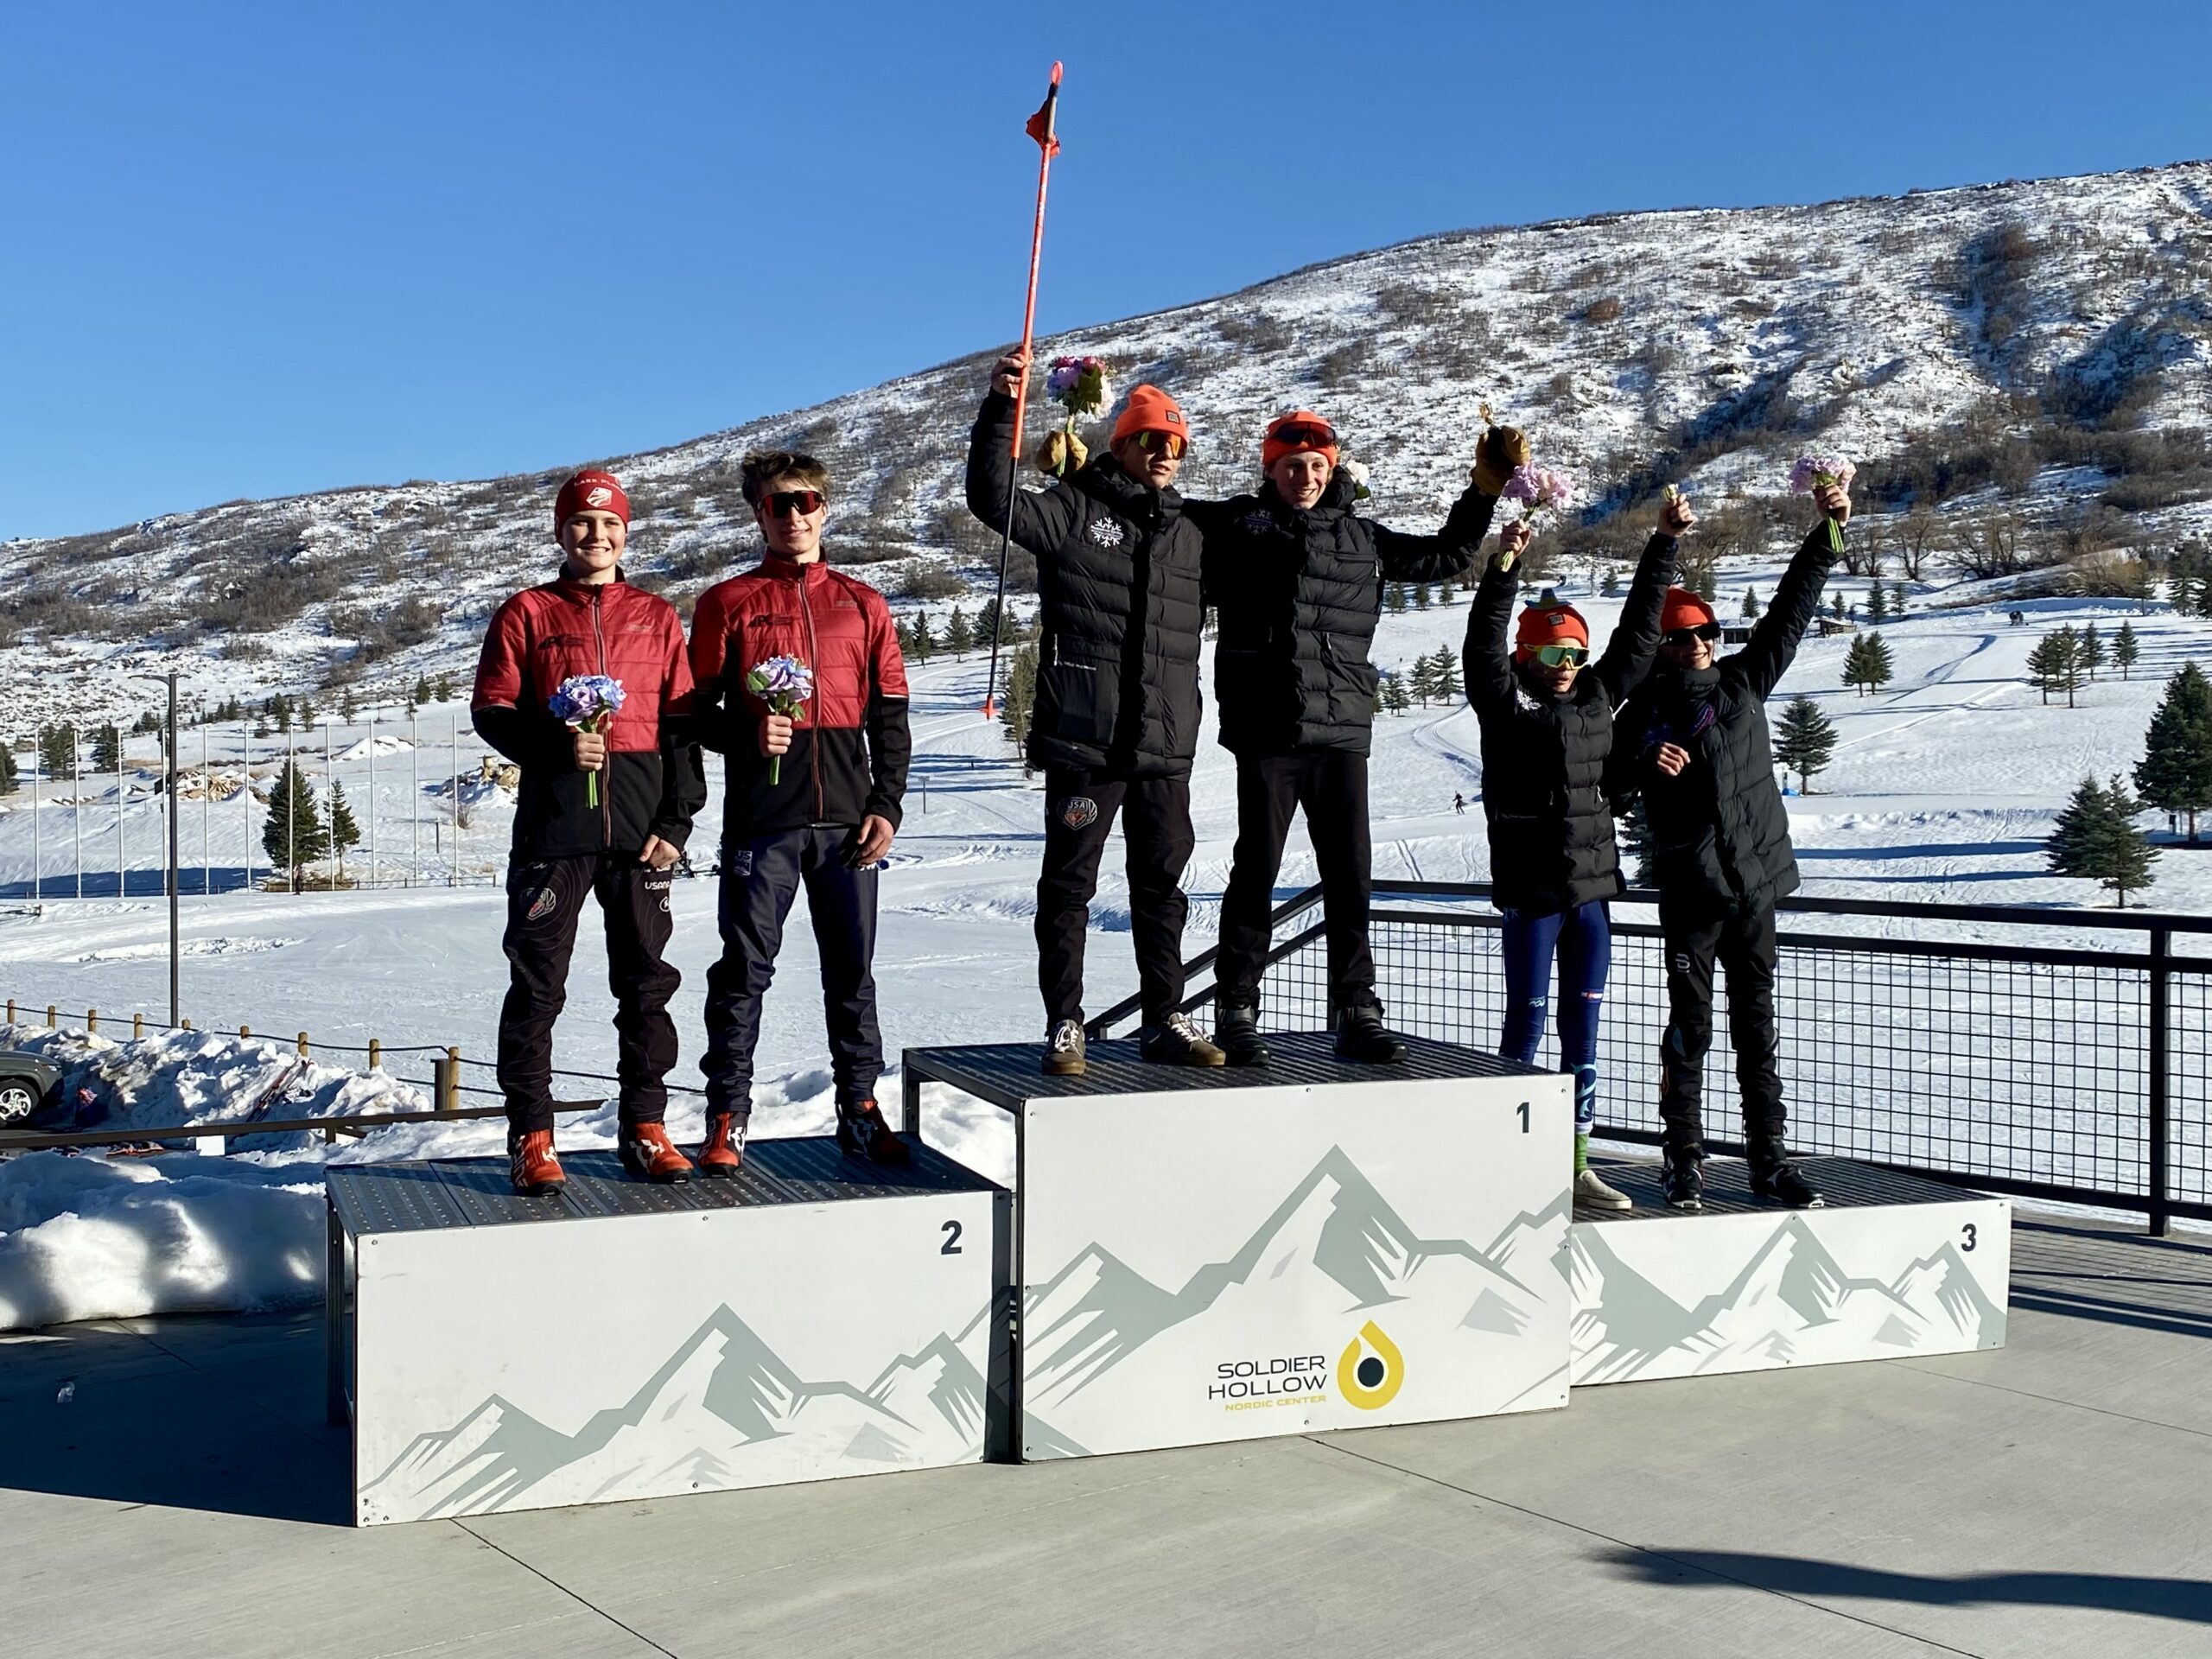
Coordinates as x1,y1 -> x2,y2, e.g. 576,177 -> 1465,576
1660,588 -> 1717,635
1515,603 -> 1590,658
1262,410 -> 1339,470
1111,385 -> 1190,448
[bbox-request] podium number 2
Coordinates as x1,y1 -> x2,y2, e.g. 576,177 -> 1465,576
1961,1224 -> 1977,1253
1517,1102 -> 1530,1133
942,1219 -> 963,1255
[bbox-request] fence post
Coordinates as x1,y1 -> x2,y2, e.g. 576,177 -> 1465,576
2149,925 -> 2171,1239
297,1031 -> 310,1059
181,1018 -> 192,1032
240,1024 -> 251,1040
368,1038 -> 381,1071
5,999 -> 13,1023
133,1012 -> 143,1040
439,1046 -> 461,1115
87,1008 -> 98,1036
46,1005 -> 55,1027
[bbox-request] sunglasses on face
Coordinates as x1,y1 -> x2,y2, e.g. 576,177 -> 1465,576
1533,644 -> 1589,668
1133,429 -> 1186,458
1664,622 -> 1723,646
1269,422 -> 1337,449
766,489 -> 824,518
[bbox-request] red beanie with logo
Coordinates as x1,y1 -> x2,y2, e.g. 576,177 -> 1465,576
554,469 -> 631,531
1515,603 -> 1590,658
1262,410 -> 1340,471
1660,588 -> 1717,636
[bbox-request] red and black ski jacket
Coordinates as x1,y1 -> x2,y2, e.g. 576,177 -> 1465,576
472,571 -> 706,860
689,558 -> 911,840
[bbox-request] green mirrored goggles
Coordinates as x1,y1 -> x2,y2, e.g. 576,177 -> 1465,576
1533,644 -> 1588,668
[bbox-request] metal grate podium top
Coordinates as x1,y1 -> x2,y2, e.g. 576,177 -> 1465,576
1576,1155 -> 2005,1222
904,1031 -> 1542,1114
327,1135 -> 995,1238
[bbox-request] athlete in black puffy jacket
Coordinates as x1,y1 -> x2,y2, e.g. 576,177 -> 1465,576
1605,483 -> 1853,1211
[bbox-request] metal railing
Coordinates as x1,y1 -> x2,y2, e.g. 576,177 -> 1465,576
1092,883 -> 2212,1236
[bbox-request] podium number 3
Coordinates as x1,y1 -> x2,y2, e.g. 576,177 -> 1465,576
1517,1102 -> 1530,1133
942,1219 -> 963,1255
1961,1224 -> 1977,1253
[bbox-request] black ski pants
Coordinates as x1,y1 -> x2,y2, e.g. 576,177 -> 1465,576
497,854 -> 679,1139
1037,765 -> 1194,1028
1215,749 -> 1377,1014
1657,900 -> 1785,1152
702,825 -> 882,1115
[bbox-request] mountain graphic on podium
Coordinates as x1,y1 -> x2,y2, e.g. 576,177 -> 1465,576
362,1304 -> 995,1519
1572,1216 -> 2002,1383
1023,1146 -> 1554,1407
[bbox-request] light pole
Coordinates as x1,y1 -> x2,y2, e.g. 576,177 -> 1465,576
130,674 -> 182,1025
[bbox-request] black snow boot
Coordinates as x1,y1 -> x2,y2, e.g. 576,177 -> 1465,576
1213,1004 -> 1271,1068
836,1098 -> 912,1166
1334,1002 -> 1408,1065
1749,1141 -> 1823,1209
1661,1145 -> 1706,1212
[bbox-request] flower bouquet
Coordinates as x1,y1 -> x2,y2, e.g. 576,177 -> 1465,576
1340,457 -> 1372,502
549,675 -> 625,808
746,655 -> 815,784
1789,454 -> 1856,553
1039,354 -> 1110,478
1498,464 -> 1575,571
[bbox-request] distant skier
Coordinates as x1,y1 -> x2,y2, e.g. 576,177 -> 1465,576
1606,481 -> 1853,1211
1466,489 -> 1684,1211
1452,792 -> 1466,816
473,469 -> 706,1197
967,349 -> 1223,1077
690,450 -> 912,1168
1187,410 -> 1513,1067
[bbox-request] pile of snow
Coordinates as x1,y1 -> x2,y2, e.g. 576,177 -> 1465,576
0,1024 -> 1010,1331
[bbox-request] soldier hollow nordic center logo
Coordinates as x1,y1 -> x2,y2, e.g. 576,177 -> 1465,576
1209,1353 -> 1329,1405
1337,1321 -> 1405,1410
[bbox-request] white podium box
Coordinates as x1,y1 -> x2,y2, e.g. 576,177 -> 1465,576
324,1138 -> 1007,1527
1570,1156 -> 2009,1387
904,1033 -> 1574,1463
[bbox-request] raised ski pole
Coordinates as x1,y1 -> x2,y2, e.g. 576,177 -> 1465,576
981,60 -> 1062,721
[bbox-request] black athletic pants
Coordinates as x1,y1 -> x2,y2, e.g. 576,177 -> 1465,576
1037,765 -> 1195,1028
1657,900 -> 1785,1152
1215,749 -> 1377,1014
702,825 -> 882,1115
497,854 -> 679,1139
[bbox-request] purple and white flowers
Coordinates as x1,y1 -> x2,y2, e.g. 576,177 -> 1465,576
550,675 -> 625,808
746,655 -> 815,785
1503,463 -> 1575,531
1039,354 -> 1111,478
1790,454 -> 1856,551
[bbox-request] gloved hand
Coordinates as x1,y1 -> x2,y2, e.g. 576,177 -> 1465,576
1471,424 -> 1531,495
1038,429 -> 1089,479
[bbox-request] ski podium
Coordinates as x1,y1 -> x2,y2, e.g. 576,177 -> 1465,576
901,1033 -> 1577,1461
322,1138 -> 1009,1527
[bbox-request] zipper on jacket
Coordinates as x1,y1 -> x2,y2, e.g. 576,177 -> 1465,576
590,588 -> 612,848
799,571 -> 825,822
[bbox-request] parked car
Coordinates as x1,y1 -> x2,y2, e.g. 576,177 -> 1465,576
0,1051 -> 64,1128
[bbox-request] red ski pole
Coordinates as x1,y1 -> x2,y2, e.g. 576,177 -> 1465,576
982,60 -> 1062,720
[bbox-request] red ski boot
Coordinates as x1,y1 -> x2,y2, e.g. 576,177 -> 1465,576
836,1098 -> 912,1166
619,1122 -> 695,1184
510,1130 -> 565,1198
697,1113 -> 747,1179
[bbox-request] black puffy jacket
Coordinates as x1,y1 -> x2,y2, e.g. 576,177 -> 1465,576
1606,524 -> 1842,918
966,392 -> 1205,776
1188,470 -> 1492,756
1466,535 -> 1676,913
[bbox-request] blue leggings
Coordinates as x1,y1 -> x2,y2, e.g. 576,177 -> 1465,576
1499,901 -> 1611,1136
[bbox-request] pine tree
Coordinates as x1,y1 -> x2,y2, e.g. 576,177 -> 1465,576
999,643 -> 1039,753
1891,582 -> 1908,616
944,606 -> 975,655
1831,589 -> 1847,620
1866,631 -> 1893,694
1773,696 -> 1838,791
1409,651 -> 1440,706
272,695 -> 292,734
340,688 -> 358,722
909,611 -> 934,663
2114,620 -> 2139,680
1599,569 -> 1619,598
37,723 -> 76,783
1381,671 -> 1411,716
976,596 -> 1016,646
92,724 -> 123,772
327,782 -> 361,878
2134,662 -> 2212,841
1741,587 -> 1761,620
1618,795 -> 1656,887
2048,775 -> 2158,907
1384,583 -> 1406,613
1412,583 -> 1431,610
299,695 -> 316,728
2027,630 -> 2083,707
1867,584 -> 1889,622
435,674 -> 456,702
1436,579 -> 1457,607
1433,647 -> 1464,702
261,760 -> 329,889
1842,636 -> 1877,696
0,745 -> 16,796
2078,622 -> 2104,683
413,675 -> 433,704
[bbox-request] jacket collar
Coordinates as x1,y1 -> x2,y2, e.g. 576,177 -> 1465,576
760,555 -> 830,586
1076,454 -> 1180,520
554,565 -> 627,602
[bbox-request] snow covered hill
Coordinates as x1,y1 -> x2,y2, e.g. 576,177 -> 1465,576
5,158 -> 2209,739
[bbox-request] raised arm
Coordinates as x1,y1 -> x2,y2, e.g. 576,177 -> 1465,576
1373,480 -> 1497,583
965,354 -> 1082,556
1735,486 -> 1850,700
1594,493 -> 1693,705
1463,522 -> 1533,713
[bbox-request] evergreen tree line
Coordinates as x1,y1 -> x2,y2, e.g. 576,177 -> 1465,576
2024,621 -> 2137,707
259,760 -> 362,890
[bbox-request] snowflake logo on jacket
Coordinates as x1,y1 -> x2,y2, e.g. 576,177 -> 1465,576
1086,518 -> 1127,549
1240,510 -> 1279,537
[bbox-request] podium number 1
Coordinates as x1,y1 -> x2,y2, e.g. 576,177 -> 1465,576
1517,1102 -> 1529,1133
942,1219 -> 963,1255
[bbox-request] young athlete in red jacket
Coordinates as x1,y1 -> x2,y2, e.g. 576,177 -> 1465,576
473,469 -> 706,1195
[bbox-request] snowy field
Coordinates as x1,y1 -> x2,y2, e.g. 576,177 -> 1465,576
1,559 -> 2206,1328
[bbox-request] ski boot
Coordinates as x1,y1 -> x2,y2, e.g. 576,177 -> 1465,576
1213,1003 -> 1271,1068
1044,1018 -> 1087,1077
1750,1143 -> 1825,1209
620,1122 -> 695,1184
1661,1145 -> 1705,1212
836,1098 -> 912,1166
1140,1012 -> 1226,1066
1334,1001 -> 1408,1065
509,1130 -> 565,1198
697,1112 -> 748,1179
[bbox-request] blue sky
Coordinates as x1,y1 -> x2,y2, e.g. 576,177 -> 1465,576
5,0 -> 2208,538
